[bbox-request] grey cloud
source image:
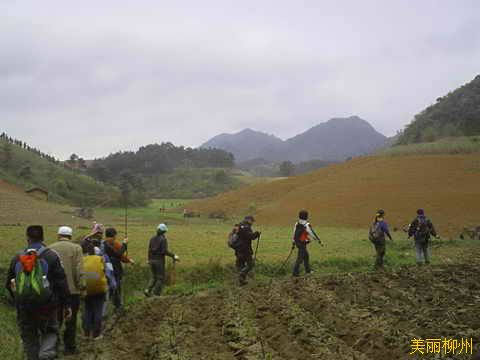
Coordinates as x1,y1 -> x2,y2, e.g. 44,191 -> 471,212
0,0 -> 479,159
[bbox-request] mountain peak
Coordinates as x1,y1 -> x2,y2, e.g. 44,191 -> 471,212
201,117 -> 387,162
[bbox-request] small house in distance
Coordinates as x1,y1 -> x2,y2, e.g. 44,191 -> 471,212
26,187 -> 48,201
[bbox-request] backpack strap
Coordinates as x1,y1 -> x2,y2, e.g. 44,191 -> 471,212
37,246 -> 48,257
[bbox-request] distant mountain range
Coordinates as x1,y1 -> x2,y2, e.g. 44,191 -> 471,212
201,116 -> 388,162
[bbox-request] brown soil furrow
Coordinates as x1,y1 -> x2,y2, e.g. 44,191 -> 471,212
73,250 -> 480,359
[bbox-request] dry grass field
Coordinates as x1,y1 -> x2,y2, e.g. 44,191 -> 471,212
189,154 -> 480,237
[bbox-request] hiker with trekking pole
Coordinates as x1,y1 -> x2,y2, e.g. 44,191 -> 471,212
102,227 -> 133,315
144,224 -> 179,297
292,210 -> 322,277
228,215 -> 261,286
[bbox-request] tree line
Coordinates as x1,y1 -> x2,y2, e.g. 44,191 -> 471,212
397,75 -> 480,144
86,143 -> 235,200
1,132 -> 61,165
87,143 -> 234,183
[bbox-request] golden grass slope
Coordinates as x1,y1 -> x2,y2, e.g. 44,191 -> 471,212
0,180 -> 83,225
189,154 -> 480,236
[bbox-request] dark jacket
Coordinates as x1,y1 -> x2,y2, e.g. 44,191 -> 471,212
5,242 -> 70,307
102,240 -> 127,279
148,233 -> 174,261
237,221 -> 259,255
80,236 -> 101,255
408,216 -> 437,242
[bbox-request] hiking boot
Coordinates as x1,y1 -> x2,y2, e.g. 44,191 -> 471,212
64,348 -> 80,356
144,289 -> 151,297
93,335 -> 104,341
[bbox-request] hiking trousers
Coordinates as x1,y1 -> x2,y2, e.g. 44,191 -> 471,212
237,252 -> 254,284
293,242 -> 311,276
17,307 -> 59,360
147,259 -> 166,296
58,294 -> 80,352
111,277 -> 123,312
415,239 -> 431,264
83,294 -> 106,338
373,239 -> 386,269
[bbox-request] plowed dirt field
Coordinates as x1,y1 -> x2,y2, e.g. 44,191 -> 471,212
74,248 -> 480,360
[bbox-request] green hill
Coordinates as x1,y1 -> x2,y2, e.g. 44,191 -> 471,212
398,75 -> 480,144
378,136 -> 480,156
87,142 -> 239,199
0,136 -> 121,207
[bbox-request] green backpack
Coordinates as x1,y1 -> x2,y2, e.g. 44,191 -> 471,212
14,247 -> 53,307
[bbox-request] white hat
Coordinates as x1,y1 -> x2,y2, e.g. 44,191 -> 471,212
58,226 -> 73,237
157,223 -> 168,232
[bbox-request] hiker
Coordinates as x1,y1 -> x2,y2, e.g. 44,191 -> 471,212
102,227 -> 132,314
5,225 -> 71,360
292,210 -> 321,277
80,223 -> 115,317
408,209 -> 439,265
82,244 -> 116,340
80,222 -> 105,254
144,224 -> 179,297
235,215 -> 261,285
368,209 -> 393,269
49,226 -> 85,355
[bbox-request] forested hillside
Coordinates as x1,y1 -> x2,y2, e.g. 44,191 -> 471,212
87,143 -> 238,199
398,75 -> 480,144
0,135 -> 122,207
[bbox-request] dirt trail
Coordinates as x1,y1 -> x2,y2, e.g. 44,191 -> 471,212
75,250 -> 480,359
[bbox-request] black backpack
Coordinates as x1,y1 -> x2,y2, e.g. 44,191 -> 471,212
415,217 -> 430,237
227,225 -> 242,250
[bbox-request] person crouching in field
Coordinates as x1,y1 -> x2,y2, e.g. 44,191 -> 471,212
292,210 -> 321,277
408,209 -> 439,265
144,224 -> 179,297
103,228 -> 133,314
49,226 -> 85,356
5,225 -> 71,360
82,245 -> 116,340
368,209 -> 393,270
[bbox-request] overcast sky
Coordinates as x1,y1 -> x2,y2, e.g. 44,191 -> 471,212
1,1 -> 479,159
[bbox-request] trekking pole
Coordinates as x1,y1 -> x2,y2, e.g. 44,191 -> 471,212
124,194 -> 128,239
277,246 -> 295,275
122,190 -> 129,310
254,233 -> 261,265
171,258 -> 177,286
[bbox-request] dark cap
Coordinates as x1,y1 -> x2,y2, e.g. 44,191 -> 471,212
299,210 -> 309,220
417,209 -> 425,215
244,215 -> 255,222
376,209 -> 385,216
26,225 -> 44,242
105,227 -> 117,238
